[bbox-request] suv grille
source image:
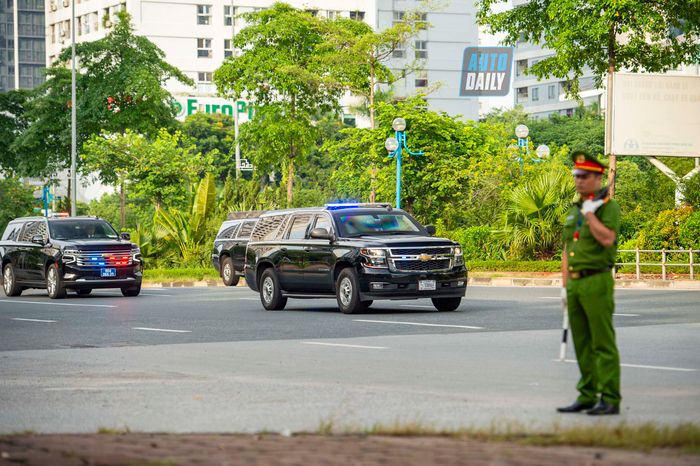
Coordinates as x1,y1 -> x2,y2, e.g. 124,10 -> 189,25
76,250 -> 133,267
388,246 -> 453,273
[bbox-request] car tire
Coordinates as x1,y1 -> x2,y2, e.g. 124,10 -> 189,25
221,257 -> 240,287
260,269 -> 287,311
336,268 -> 367,314
76,288 -> 92,296
121,285 -> 141,297
431,297 -> 461,312
46,263 -> 66,299
2,263 -> 22,297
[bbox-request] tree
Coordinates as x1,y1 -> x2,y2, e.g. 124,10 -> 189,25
13,11 -> 193,177
0,178 -> 35,233
214,3 -> 347,206
82,129 -> 213,227
477,0 -> 700,196
0,90 -> 31,176
181,113 -> 237,180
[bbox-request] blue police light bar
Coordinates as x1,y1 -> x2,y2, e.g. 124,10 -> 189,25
324,203 -> 393,211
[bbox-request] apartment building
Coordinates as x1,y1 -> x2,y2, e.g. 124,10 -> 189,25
0,0 -> 45,91
44,0 -> 480,123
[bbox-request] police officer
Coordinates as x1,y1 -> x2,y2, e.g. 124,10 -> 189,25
558,150 -> 622,416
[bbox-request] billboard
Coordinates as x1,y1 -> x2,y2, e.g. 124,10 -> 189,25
459,46 -> 513,97
610,73 -> 700,157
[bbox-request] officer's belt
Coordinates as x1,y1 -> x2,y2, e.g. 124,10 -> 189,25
569,267 -> 611,280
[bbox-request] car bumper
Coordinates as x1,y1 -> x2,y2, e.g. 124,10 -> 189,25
211,254 -> 221,273
357,267 -> 467,301
62,264 -> 142,290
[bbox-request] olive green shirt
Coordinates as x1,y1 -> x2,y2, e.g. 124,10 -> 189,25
562,194 -> 621,271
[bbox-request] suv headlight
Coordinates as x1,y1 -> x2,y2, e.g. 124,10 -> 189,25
62,248 -> 78,265
360,248 -> 388,268
131,246 -> 142,264
453,246 -> 464,266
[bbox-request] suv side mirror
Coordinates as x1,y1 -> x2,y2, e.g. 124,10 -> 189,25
425,225 -> 436,236
120,232 -> 131,241
310,228 -> 332,240
31,235 -> 46,245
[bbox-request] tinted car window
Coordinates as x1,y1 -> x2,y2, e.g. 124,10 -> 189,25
313,215 -> 333,234
287,215 -> 311,240
19,221 -> 48,242
251,215 -> 287,241
218,224 -> 239,239
2,222 -> 22,241
337,213 -> 422,237
49,220 -> 119,240
237,220 -> 256,239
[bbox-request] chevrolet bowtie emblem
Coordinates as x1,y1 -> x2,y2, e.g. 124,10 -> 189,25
418,254 -> 432,262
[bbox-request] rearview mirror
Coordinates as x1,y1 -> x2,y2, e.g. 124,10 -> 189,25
120,232 -> 131,241
310,228 -> 332,240
31,235 -> 45,245
425,225 -> 436,236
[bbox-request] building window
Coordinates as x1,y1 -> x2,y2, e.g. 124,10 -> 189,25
197,38 -> 212,58
415,40 -> 427,59
531,87 -> 539,102
548,84 -> 557,100
304,9 -> 318,17
224,5 -> 238,26
224,39 -> 233,57
198,72 -> 212,83
392,44 -> 405,59
197,5 -> 211,25
415,70 -> 428,88
349,10 -> 365,21
516,59 -> 527,77
393,11 -> 404,25
516,87 -> 528,103
325,10 -> 339,19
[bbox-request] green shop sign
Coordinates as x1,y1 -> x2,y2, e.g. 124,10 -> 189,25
172,98 -> 254,119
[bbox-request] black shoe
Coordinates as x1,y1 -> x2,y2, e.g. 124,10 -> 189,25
586,400 -> 620,415
556,400 -> 595,413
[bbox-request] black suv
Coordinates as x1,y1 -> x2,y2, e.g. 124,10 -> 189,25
211,215 -> 258,286
244,204 -> 467,313
0,216 -> 142,298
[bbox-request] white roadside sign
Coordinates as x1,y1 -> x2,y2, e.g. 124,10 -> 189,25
611,73 -> 700,157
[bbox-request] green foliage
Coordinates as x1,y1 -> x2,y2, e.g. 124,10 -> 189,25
181,113 -> 236,180
0,178 -> 35,233
82,129 -> 213,208
497,170 -> 575,260
477,0 -> 700,96
12,11 -> 192,176
682,173 -> 700,210
142,267 -> 220,282
466,260 -> 561,273
0,90 -> 31,176
679,212 -> 700,250
631,206 -> 694,250
85,192 -> 153,230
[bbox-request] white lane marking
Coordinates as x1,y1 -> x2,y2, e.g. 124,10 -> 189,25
0,300 -> 116,308
239,298 -> 260,301
93,291 -> 173,297
43,387 -> 130,392
354,319 -> 483,330
11,318 -> 56,323
303,341 -> 387,350
132,327 -> 191,333
540,297 -> 560,299
615,313 -> 640,317
558,359 -> 697,372
399,304 -> 436,309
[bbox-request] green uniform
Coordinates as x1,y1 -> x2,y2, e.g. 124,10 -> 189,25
562,192 -> 621,407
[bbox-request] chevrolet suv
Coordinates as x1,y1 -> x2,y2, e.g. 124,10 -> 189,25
211,216 -> 258,286
244,204 -> 467,313
1,216 -> 142,298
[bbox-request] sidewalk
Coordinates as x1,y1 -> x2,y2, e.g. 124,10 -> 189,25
142,272 -> 700,290
1,433 -> 696,466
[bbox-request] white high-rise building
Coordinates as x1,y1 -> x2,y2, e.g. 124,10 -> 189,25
45,0 -> 480,124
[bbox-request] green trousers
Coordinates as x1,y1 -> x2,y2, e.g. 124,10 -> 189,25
566,272 -> 621,406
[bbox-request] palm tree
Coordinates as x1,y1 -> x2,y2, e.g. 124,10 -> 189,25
497,170 -> 575,260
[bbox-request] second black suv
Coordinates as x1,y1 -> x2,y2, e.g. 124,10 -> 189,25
211,215 -> 258,286
244,204 -> 467,313
1,216 -> 142,298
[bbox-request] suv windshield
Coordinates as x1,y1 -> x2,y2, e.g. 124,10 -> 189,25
337,213 -> 423,237
49,220 -> 119,240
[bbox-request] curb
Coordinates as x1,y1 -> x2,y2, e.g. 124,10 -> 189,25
142,277 -> 700,290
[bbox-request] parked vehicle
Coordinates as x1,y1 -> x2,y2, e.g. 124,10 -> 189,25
244,204 -> 467,313
0,216 -> 142,298
211,216 -> 259,286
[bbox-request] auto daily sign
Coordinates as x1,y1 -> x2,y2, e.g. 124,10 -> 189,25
459,47 -> 513,97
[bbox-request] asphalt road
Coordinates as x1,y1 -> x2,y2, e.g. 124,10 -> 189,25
0,285 -> 698,433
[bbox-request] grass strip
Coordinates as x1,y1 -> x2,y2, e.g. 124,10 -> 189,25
143,268 -> 220,282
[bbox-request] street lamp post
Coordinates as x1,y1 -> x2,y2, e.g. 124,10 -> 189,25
515,124 -> 529,176
385,117 -> 423,209
70,0 -> 77,216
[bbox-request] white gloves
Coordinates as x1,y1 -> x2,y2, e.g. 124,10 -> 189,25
561,287 -> 568,309
581,199 -> 604,215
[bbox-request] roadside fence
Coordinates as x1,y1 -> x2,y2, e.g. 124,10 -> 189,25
615,249 -> 697,280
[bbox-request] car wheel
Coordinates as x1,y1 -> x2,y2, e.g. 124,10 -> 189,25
46,264 -> 66,299
221,257 -> 240,287
76,288 -> 92,296
260,269 -> 287,310
2,263 -> 22,297
121,285 -> 141,297
431,297 -> 461,312
336,268 -> 367,314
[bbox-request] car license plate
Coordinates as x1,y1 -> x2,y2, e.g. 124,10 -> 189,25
100,268 -> 116,278
418,280 -> 436,291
